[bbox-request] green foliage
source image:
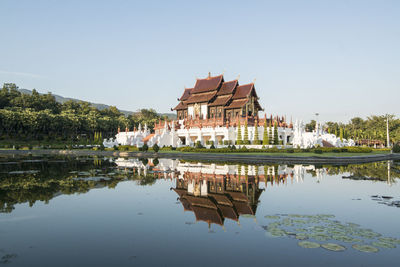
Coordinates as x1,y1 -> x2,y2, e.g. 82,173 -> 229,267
305,120 -> 316,132
210,143 -> 215,149
223,140 -> 231,145
262,120 -> 269,145
152,143 -> 159,153
236,119 -> 242,142
273,121 -> 279,145
254,121 -> 259,143
339,127 -> 344,141
175,146 -> 374,154
195,141 -> 203,148
393,143 -> 400,153
141,144 -> 149,152
243,119 -> 249,142
119,145 -> 139,151
0,83 -> 165,144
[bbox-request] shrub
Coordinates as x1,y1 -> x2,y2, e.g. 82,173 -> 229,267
393,143 -> 400,153
236,140 -> 243,145
195,141 -> 203,149
153,158 -> 159,166
141,144 -> 149,152
253,140 -> 262,145
243,140 -> 251,145
231,145 -> 236,150
210,144 -> 215,149
224,140 -> 231,145
286,148 -> 294,153
314,149 -> 323,154
152,143 -> 160,153
218,140 -> 223,145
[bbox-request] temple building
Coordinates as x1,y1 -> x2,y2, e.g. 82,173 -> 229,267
173,73 -> 262,120
109,73 -> 299,148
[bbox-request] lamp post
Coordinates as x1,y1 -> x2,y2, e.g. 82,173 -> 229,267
315,113 -> 319,136
386,114 -> 390,148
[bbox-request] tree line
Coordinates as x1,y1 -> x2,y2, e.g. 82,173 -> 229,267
0,83 -> 166,143
305,115 -> 400,145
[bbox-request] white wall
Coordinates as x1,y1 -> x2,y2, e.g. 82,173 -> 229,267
201,104 -> 207,118
188,105 -> 194,117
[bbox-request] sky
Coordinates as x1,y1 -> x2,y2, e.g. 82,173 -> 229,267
0,0 -> 399,123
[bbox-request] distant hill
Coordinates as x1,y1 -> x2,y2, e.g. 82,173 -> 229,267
18,88 -> 176,119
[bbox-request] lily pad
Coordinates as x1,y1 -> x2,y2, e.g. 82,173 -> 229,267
321,243 -> 346,252
310,233 -> 330,241
298,241 -> 320,249
372,241 -> 396,249
379,237 -> 400,244
264,215 -> 280,220
332,235 -> 360,243
352,244 -> 379,253
295,233 -> 308,240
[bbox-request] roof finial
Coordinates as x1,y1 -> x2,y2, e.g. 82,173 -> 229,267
237,74 -> 240,80
208,71 -> 211,78
222,69 -> 226,75
252,78 -> 257,84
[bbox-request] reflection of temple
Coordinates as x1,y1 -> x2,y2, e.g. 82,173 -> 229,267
173,173 -> 263,226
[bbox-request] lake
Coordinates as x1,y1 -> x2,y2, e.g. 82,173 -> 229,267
0,155 -> 399,266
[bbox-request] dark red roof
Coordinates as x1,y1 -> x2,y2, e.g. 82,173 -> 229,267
185,91 -> 217,104
227,192 -> 249,202
209,193 -> 233,206
224,99 -> 248,109
184,195 -> 217,209
173,102 -> 187,110
208,95 -> 231,107
179,88 -> 192,101
191,206 -> 224,225
233,201 -> 254,215
191,75 -> 224,94
232,83 -> 255,99
218,205 -> 238,221
217,80 -> 238,96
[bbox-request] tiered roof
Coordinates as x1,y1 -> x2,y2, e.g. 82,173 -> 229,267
173,73 -> 262,111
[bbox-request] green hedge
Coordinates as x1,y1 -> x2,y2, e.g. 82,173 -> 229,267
175,146 -> 374,154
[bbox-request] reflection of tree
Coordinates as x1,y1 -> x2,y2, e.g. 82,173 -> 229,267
0,156 -> 158,213
326,161 -> 400,183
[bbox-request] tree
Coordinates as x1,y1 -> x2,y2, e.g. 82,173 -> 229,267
305,120 -> 316,132
339,127 -> 344,141
262,120 -> 269,145
236,119 -> 242,144
273,121 -> 279,145
152,143 -> 159,152
243,119 -> 249,144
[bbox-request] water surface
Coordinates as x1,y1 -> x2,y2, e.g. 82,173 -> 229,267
0,156 -> 399,266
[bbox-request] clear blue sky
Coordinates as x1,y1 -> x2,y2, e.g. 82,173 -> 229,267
0,0 -> 399,122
